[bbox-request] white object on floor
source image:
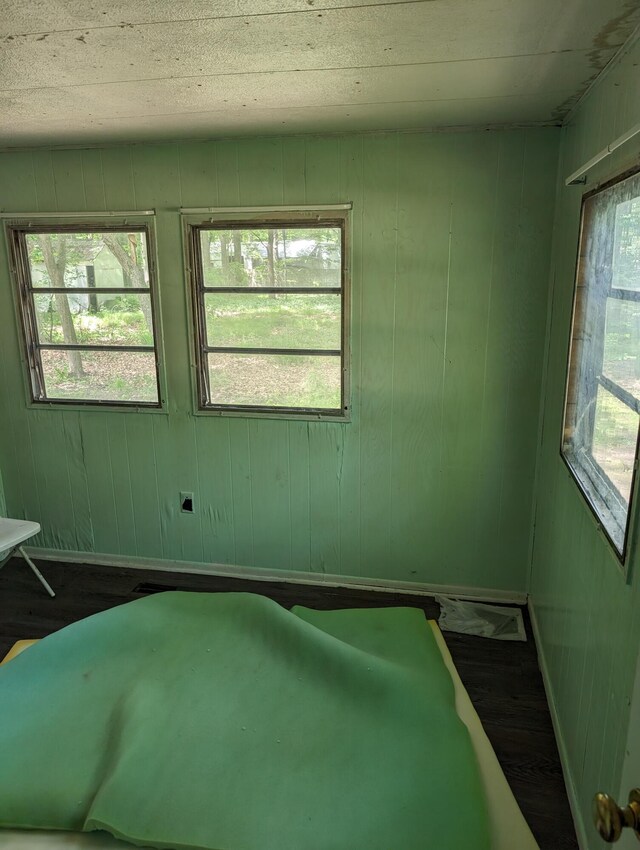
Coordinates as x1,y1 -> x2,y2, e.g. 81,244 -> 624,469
0,518 -> 55,598
0,623 -> 539,850
436,596 -> 526,641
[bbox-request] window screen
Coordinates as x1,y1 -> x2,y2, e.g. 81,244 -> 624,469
186,212 -> 349,417
562,168 -> 640,559
8,223 -> 162,407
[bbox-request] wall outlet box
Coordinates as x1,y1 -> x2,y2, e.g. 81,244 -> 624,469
180,492 -> 194,513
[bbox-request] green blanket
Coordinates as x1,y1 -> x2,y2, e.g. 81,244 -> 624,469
0,592 -> 490,850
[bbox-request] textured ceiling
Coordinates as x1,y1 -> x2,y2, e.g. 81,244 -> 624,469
1,0 -> 639,148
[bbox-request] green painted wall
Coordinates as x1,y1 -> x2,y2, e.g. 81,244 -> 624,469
0,128 -> 558,592
530,35 -> 640,849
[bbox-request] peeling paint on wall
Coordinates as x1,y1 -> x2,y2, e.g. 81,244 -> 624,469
0,128 -> 559,592
530,32 -> 640,850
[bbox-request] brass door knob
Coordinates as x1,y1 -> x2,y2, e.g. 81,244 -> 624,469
593,789 -> 640,842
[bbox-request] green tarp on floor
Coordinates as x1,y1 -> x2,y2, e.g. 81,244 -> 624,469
0,592 -> 491,850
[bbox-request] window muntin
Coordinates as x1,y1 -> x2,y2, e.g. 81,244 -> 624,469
188,214 -> 348,417
562,168 -> 640,559
9,224 -> 162,407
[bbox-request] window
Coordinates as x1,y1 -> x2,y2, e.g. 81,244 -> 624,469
185,208 -> 349,417
8,221 -> 163,407
562,167 -> 640,559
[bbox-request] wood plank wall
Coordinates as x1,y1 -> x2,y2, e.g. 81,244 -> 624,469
0,128 -> 557,592
530,34 -> 640,849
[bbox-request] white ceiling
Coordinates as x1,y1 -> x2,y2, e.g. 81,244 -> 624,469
0,0 -> 638,148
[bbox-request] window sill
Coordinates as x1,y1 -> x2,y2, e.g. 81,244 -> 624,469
24,399 -> 168,415
561,447 -> 628,560
193,405 -> 350,423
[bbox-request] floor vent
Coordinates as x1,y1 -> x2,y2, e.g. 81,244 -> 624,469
132,582 -> 179,594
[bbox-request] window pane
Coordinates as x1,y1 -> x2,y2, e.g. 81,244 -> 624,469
33,293 -> 154,347
612,196 -> 640,291
562,169 -> 640,556
207,353 -> 341,409
26,231 -> 150,289
204,292 -> 341,350
200,227 -> 342,288
602,298 -> 640,397
40,350 -> 158,403
591,386 -> 638,505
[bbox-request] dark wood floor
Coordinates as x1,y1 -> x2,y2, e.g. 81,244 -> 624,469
0,556 -> 578,850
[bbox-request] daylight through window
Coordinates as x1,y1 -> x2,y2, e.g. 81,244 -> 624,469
562,168 -> 640,559
187,211 -> 349,416
9,223 -> 161,406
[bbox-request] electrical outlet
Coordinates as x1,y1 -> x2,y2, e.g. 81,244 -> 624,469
180,491 -> 194,513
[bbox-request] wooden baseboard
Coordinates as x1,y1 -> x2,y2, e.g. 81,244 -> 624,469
528,599 -> 590,850
24,546 -> 528,604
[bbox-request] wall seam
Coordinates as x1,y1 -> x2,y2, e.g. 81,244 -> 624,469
525,128 -> 565,595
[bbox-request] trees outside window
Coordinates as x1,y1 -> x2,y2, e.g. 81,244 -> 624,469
562,167 -> 640,562
185,210 -> 349,417
8,222 -> 162,407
